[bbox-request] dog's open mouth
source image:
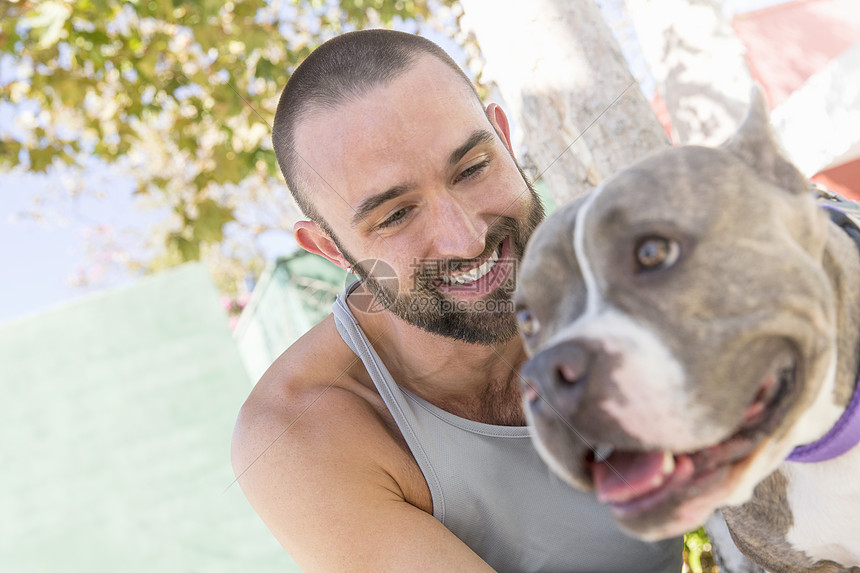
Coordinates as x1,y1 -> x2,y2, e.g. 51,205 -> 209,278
585,352 -> 797,517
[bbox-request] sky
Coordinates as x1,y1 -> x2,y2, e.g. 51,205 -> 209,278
0,0 -> 794,326
0,162 -> 163,324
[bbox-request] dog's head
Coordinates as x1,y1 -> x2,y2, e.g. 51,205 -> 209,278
515,89 -> 841,539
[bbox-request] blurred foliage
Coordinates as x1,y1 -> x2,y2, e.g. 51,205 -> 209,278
0,0 -> 454,292
684,527 -> 719,573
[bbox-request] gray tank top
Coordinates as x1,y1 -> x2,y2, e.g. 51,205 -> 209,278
332,287 -> 683,573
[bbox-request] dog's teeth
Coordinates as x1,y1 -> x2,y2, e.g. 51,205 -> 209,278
593,444 -> 615,463
661,451 -> 675,476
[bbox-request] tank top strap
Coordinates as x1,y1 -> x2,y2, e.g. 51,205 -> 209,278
331,285 -> 447,519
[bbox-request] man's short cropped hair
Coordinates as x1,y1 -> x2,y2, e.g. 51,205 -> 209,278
272,28 -> 480,227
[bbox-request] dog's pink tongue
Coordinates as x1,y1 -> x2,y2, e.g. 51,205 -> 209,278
592,450 -> 671,504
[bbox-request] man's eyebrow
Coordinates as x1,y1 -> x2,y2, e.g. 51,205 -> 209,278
448,129 -> 496,169
351,184 -> 414,228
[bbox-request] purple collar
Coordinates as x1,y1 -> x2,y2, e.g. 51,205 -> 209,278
787,376 -> 860,463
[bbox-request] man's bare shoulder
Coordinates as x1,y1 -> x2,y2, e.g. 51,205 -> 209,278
229,315 -> 459,569
230,313 -> 431,505
231,314 -> 399,473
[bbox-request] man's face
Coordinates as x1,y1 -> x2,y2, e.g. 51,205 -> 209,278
295,55 -> 544,344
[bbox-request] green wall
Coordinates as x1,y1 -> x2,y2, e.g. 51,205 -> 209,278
0,264 -> 300,572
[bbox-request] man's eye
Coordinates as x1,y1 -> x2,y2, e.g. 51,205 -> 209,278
377,207 -> 411,229
455,159 -> 490,183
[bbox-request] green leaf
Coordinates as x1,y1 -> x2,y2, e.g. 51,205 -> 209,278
29,147 -> 56,172
167,232 -> 201,262
0,139 -> 24,167
192,198 -> 235,244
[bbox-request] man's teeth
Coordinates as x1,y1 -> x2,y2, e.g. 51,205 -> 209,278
440,247 -> 500,285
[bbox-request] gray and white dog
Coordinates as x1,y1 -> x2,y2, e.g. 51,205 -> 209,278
515,90 -> 860,572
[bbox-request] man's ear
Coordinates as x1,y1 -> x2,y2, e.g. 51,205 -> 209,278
293,220 -> 350,270
486,103 -> 514,152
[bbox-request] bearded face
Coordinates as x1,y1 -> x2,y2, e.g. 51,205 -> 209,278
343,186 -> 545,345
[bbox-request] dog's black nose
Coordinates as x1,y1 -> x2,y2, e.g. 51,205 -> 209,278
521,340 -> 592,413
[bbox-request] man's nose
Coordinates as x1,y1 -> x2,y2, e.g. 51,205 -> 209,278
428,195 -> 488,259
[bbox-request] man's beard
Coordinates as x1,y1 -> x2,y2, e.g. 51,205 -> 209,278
340,182 -> 545,345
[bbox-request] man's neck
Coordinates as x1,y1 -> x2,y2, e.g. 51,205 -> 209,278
349,295 -> 528,426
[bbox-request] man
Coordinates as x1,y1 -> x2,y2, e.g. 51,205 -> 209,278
232,29 -> 683,572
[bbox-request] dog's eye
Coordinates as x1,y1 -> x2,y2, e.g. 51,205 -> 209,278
517,308 -> 541,336
635,236 -> 679,272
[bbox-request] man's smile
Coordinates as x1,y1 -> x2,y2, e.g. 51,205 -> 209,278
436,243 -> 502,286
432,237 -> 515,297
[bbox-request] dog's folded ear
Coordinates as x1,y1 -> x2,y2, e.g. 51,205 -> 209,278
722,85 -> 809,195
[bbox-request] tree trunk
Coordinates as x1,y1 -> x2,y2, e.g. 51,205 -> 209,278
624,0 -> 755,145
458,0 -> 668,205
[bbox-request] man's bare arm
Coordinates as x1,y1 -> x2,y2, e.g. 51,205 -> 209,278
231,381 -> 495,572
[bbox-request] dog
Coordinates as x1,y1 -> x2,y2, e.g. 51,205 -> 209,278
515,89 -> 860,572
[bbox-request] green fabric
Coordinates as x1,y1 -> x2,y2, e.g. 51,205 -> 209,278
234,252 -> 348,383
0,263 -> 300,572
